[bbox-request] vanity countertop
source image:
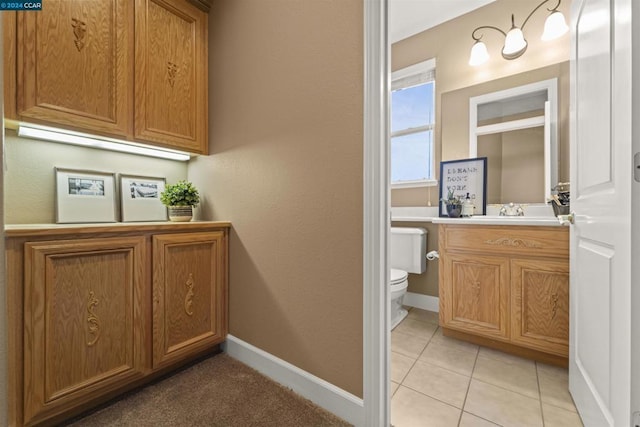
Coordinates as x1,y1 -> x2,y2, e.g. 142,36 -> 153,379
431,216 -> 563,227
392,205 -> 564,226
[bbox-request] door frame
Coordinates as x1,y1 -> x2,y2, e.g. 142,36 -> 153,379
363,0 -> 389,425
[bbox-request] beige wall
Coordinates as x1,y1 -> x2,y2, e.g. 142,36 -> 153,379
3,131 -> 187,224
188,0 -> 364,397
391,0 -> 571,206
479,127 -> 546,204
501,127 -> 545,203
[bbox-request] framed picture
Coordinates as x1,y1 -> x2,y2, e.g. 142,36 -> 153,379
439,157 -> 487,217
55,168 -> 117,223
120,175 -> 167,222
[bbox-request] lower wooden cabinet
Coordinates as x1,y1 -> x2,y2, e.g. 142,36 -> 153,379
6,222 -> 229,426
510,258 -> 569,356
153,232 -> 227,369
23,237 -> 146,425
439,224 -> 569,362
440,252 -> 509,340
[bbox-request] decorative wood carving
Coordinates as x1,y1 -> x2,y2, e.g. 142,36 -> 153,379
86,291 -> 101,346
184,273 -> 195,316
484,237 -> 543,248
166,61 -> 178,88
71,18 -> 87,52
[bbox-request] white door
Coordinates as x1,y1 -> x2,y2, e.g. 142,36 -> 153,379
569,0 -> 633,426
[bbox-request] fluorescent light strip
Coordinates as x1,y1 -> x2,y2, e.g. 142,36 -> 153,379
17,124 -> 192,162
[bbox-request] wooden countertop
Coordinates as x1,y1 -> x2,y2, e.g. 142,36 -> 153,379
5,221 -> 231,237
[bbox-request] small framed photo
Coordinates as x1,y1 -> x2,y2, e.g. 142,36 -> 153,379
119,175 -> 167,222
55,168 -> 117,223
439,157 -> 488,217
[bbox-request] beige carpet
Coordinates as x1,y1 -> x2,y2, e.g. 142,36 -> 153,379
66,353 -> 351,427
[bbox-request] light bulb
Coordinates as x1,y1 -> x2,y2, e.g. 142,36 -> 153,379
469,40 -> 489,66
502,27 -> 527,59
541,11 -> 569,41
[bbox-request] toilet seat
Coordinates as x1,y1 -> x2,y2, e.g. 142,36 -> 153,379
390,268 -> 408,286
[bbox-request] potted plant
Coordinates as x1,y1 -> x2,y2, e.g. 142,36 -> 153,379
160,180 -> 200,222
441,186 -> 462,218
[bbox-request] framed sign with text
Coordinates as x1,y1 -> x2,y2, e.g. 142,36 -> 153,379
439,157 -> 487,217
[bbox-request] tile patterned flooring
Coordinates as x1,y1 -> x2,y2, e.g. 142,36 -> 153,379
391,308 -> 584,427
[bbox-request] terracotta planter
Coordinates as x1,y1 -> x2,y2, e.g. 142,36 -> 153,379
167,206 -> 193,222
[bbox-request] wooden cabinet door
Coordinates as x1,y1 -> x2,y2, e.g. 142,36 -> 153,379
153,231 -> 227,369
16,0 -> 133,137
440,252 -> 510,340
511,258 -> 569,357
23,237 -> 146,426
135,0 -> 208,154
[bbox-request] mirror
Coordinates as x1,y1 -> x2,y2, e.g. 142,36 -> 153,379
440,63 -> 569,205
470,78 -> 557,204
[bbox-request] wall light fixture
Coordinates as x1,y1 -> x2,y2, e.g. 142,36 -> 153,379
468,0 -> 568,66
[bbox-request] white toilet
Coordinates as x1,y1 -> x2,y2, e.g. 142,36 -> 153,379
390,227 -> 427,329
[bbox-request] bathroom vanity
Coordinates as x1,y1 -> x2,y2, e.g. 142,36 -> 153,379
436,222 -> 569,365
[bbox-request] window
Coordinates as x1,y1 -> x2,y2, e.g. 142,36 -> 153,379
391,59 -> 436,188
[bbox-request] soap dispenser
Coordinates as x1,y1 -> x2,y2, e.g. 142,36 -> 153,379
461,193 -> 474,217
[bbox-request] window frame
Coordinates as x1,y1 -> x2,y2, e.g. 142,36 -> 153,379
390,58 -> 437,189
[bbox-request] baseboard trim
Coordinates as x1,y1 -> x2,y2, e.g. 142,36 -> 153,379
404,292 -> 439,312
223,335 -> 364,426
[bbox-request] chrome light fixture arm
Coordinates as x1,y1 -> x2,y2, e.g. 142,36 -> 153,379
468,0 -> 566,66
520,0 -> 562,31
471,25 -> 506,42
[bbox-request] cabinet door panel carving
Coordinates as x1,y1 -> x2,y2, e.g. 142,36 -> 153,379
23,237 -> 145,425
153,231 -> 227,369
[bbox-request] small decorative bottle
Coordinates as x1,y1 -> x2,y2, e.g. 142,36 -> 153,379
461,193 -> 474,217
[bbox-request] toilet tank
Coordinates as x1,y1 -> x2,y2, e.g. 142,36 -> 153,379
390,227 -> 427,274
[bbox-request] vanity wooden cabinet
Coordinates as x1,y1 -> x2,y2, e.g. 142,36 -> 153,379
3,0 -> 210,154
6,222 -> 229,426
439,224 -> 569,364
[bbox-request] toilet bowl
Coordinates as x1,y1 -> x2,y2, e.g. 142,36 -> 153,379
390,268 -> 409,329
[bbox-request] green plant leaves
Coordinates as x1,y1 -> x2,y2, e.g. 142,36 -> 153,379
160,180 -> 200,207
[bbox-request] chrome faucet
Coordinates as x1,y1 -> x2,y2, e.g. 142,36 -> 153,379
499,202 -> 524,216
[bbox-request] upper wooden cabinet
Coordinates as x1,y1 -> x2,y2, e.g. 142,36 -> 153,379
4,0 -> 209,154
14,0 -> 134,137
134,0 -> 208,153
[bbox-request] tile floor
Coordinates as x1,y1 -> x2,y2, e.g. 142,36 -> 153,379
391,308 -> 584,427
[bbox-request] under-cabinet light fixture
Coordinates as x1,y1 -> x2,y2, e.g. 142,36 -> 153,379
468,0 -> 569,66
17,124 -> 192,162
